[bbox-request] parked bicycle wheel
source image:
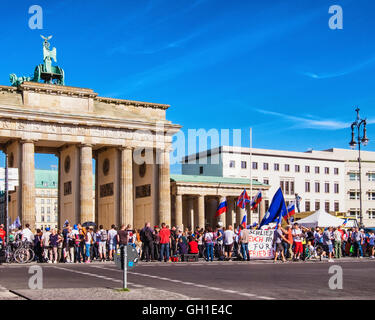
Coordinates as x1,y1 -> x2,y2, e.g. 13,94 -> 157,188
14,248 -> 32,264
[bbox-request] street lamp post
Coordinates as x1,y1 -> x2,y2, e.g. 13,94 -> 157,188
349,108 -> 369,228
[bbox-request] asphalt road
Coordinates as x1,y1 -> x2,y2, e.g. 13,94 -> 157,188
1,259 -> 375,300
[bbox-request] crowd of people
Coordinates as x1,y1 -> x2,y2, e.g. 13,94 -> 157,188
0,222 -> 374,264
273,223 -> 375,262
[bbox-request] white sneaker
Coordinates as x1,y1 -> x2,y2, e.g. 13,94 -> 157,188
360,256 -> 363,259
48,260 -> 52,263
328,259 -> 334,262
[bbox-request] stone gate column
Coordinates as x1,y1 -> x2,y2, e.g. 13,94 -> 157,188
159,149 -> 171,225
21,140 -> 35,229
259,199 -> 266,224
198,194 -> 205,230
80,144 -> 94,223
175,193 -> 183,230
188,197 -> 194,229
121,146 -> 133,227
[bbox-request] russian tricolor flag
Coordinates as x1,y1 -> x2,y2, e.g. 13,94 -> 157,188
215,198 -> 228,217
250,190 -> 263,210
240,213 -> 247,228
286,202 -> 296,220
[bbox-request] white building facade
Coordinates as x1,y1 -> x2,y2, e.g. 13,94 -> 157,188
182,146 -> 375,227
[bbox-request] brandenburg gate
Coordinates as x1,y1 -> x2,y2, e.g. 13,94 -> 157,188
0,37 -> 180,230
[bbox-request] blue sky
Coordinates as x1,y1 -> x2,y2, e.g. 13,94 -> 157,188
0,0 -> 374,173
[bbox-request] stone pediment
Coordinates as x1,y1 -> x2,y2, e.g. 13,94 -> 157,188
0,82 -> 171,123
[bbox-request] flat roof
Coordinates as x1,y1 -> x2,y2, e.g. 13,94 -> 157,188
170,174 -> 268,186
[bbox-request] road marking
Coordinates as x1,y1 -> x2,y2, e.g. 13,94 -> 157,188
89,264 -> 274,300
52,266 -> 144,289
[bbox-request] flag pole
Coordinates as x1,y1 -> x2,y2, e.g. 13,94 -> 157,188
249,127 -> 252,226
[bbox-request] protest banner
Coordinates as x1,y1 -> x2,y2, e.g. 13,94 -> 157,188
248,229 -> 275,259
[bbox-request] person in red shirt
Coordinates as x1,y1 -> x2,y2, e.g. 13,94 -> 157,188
188,236 -> 199,254
0,224 -> 6,243
159,223 -> 171,262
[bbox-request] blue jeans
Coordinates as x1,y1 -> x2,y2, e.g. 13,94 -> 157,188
160,243 -> 170,262
85,244 -> 91,259
241,243 -> 249,260
355,241 -> 363,257
205,243 -> 214,261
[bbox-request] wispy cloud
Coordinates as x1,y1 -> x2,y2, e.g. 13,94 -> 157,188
300,55 -> 375,79
112,3 -> 325,96
255,109 -> 351,130
109,29 -> 202,55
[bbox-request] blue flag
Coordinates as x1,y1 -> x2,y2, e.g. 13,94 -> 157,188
259,188 -> 287,228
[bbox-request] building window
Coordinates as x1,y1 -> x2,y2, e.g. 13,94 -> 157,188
47,199 -> 51,204
368,192 -> 375,201
324,183 -> 330,193
305,166 -> 310,173
41,215 -> 45,222
315,182 -> 320,193
350,191 -> 360,200
285,164 -> 290,172
252,162 -> 258,170
315,201 -> 320,211
315,167 -> 320,174
334,183 -> 339,194
229,161 -> 235,168
368,210 -> 375,219
41,207 -> 44,214
263,163 -> 269,171
47,207 -> 51,214
41,199 -> 44,204
263,179 -> 269,185
334,202 -> 339,212
368,173 -> 375,181
47,216 -> 50,222
295,165 -> 300,173
199,166 -> 203,174
280,179 -> 295,195
325,202 -> 330,212
305,181 -> 310,193
305,201 -> 311,211
325,167 -> 329,174
241,161 -> 247,169
334,168 -> 339,175
348,209 -> 360,219
349,173 -> 360,181
274,163 -> 279,171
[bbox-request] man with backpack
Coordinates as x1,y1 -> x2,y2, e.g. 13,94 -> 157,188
140,222 -> 154,262
98,225 -> 108,262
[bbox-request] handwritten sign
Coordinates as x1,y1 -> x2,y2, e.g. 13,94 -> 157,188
248,229 -> 275,259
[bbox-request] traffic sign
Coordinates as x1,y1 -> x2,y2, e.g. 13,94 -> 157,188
114,245 -> 139,270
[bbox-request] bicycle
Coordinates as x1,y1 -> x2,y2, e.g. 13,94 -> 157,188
4,240 -> 35,264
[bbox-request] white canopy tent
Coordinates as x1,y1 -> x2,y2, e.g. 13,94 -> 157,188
296,209 -> 345,228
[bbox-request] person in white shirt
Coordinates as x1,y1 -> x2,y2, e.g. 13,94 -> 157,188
292,223 -> 304,261
223,225 -> 235,260
41,227 -> 51,262
108,225 -> 118,261
21,224 -> 34,243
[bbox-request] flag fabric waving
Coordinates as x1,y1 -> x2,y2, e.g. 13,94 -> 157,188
259,187 -> 288,228
237,189 -> 250,209
215,198 -> 228,217
341,218 -> 348,227
286,202 -> 296,220
240,213 -> 247,228
250,190 -> 263,210
9,216 -> 21,230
